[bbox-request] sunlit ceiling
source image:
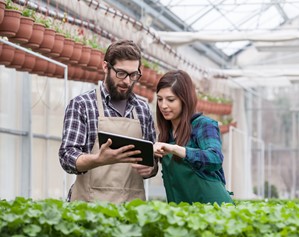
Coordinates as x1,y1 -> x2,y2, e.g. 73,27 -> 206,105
158,0 -> 299,56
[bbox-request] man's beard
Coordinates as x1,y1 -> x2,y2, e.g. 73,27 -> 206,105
106,72 -> 133,100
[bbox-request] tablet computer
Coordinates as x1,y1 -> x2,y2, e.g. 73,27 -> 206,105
98,131 -> 154,167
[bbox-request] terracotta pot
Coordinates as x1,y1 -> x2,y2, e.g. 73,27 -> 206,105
147,70 -> 157,88
22,23 -> 45,49
223,103 -> 232,115
139,85 -> 147,98
86,70 -> 98,82
86,49 -> 103,71
37,28 -> 55,54
82,70 -> 90,82
146,88 -> 155,103
18,52 -> 36,72
69,42 -> 83,64
57,38 -> 74,61
47,33 -> 64,58
0,44 -> 15,66
72,66 -> 84,81
31,57 -> 48,76
52,65 -> 64,78
67,64 -> 75,78
132,82 -> 141,95
97,69 -> 105,81
44,62 -> 56,77
6,48 -> 25,69
139,65 -> 149,85
78,45 -> 91,66
152,73 -> 162,91
219,121 -> 237,134
0,9 -> 21,37
9,16 -> 34,44
0,0 -> 6,25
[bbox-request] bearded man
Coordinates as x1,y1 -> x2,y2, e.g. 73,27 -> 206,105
59,40 -> 158,203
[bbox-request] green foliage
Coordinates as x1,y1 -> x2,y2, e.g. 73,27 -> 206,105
21,8 -> 35,18
220,116 -> 233,125
141,58 -> 161,72
5,0 -> 19,10
198,92 -> 232,104
1,197 -> 299,236
34,16 -> 52,28
84,35 -> 106,52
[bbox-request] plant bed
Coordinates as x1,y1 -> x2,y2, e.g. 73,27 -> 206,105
1,197 -> 299,236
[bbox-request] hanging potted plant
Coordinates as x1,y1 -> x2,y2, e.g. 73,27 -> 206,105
0,43 -> 15,66
140,58 -> 150,85
219,117 -> 237,134
37,16 -> 56,54
68,28 -> 84,64
0,0 -> 21,38
85,35 -> 105,71
0,0 -> 6,25
46,21 -> 65,58
10,7 -> 35,44
19,51 -> 36,72
56,29 -> 74,62
6,47 -> 25,69
22,12 -> 46,49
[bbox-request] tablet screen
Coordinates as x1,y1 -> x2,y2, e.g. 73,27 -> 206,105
98,131 -> 154,167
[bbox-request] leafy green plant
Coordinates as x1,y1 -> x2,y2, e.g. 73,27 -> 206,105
5,0 -> 19,10
141,58 -> 151,68
198,92 -> 232,105
1,197 -> 299,236
84,35 -> 106,52
219,116 -> 233,125
35,16 -> 52,28
21,8 -> 35,18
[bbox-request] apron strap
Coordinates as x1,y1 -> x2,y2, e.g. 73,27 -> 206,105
96,88 -> 105,117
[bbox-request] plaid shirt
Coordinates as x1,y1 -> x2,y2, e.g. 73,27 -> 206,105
59,83 -> 156,175
178,113 -> 226,184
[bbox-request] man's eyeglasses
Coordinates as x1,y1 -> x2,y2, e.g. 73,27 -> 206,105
107,62 -> 142,82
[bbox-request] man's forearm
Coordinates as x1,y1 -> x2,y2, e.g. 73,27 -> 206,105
76,153 -> 100,172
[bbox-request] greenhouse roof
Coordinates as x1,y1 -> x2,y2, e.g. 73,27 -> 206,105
157,0 -> 299,57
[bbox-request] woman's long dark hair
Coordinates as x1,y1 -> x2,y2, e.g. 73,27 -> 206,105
156,70 -> 197,146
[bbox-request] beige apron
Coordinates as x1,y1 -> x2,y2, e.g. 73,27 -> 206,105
71,89 -> 145,203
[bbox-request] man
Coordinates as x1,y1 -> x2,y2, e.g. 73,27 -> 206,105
59,40 -> 158,203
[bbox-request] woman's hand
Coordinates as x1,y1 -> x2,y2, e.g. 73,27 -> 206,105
153,142 -> 186,159
153,142 -> 174,157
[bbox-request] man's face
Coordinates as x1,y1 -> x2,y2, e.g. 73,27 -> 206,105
105,60 -> 140,100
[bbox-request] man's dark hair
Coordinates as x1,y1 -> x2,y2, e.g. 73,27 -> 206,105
104,40 -> 141,69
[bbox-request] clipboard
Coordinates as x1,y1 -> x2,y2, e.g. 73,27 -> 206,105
98,131 -> 154,167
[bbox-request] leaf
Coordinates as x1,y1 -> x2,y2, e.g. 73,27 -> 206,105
165,226 -> 189,237
23,224 -> 41,237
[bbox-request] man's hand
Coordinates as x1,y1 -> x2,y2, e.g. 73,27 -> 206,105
98,138 -> 143,165
76,138 -> 143,172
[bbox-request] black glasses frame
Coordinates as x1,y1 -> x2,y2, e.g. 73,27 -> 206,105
107,62 -> 142,82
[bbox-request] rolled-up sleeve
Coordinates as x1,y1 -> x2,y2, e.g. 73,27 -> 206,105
185,118 -> 224,172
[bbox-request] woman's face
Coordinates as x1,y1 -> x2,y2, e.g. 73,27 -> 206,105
157,87 -> 182,123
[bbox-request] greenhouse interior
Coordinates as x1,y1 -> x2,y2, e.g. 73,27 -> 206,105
1,0 -> 299,203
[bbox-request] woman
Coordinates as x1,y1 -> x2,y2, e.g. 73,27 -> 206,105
154,70 -> 233,205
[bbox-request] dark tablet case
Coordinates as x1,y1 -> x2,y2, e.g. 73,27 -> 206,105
98,131 -> 154,167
